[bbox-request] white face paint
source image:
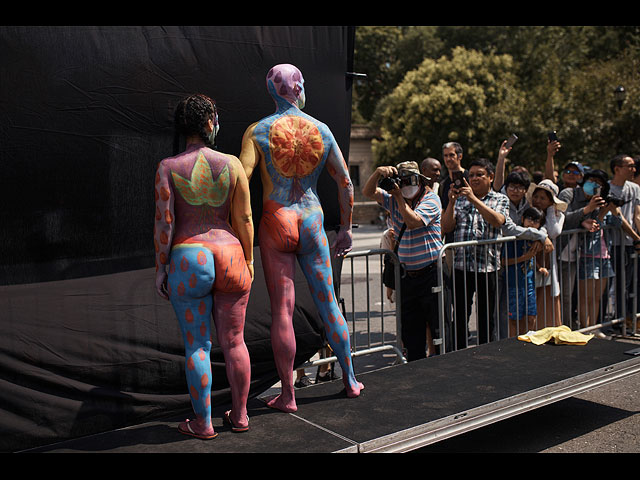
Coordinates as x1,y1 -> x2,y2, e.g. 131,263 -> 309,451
296,89 -> 306,109
401,185 -> 420,199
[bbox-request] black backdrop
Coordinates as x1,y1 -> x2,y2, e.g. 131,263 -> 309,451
0,26 -> 356,452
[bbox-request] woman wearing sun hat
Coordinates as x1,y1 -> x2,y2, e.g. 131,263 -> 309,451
527,179 -> 567,328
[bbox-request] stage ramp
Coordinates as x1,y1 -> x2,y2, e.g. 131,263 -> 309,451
23,337 -> 640,453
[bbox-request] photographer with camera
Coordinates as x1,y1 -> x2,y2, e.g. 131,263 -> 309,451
559,169 -> 609,328
362,161 -> 443,361
558,170 -> 619,333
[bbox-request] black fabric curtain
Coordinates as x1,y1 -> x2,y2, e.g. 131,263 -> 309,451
0,25 -> 355,452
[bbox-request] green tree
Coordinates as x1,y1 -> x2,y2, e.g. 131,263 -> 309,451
373,47 -> 525,168
560,48 -> 640,170
352,26 -> 403,122
355,26 -> 640,172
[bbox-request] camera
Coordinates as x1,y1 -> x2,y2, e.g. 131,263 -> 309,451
378,175 -> 401,192
378,173 -> 422,192
605,194 -> 625,207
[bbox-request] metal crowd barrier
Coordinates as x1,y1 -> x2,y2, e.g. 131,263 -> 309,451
434,225 -> 639,354
298,248 -> 407,370
299,223 -> 639,369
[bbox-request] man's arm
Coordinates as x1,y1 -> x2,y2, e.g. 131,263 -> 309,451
458,178 -> 505,228
544,140 -> 561,181
604,204 -> 640,243
362,165 -> 395,205
391,188 -> 425,230
441,189 -> 457,234
238,123 -> 260,181
502,215 -> 547,242
325,139 -> 354,257
493,140 -> 511,191
472,198 -> 505,228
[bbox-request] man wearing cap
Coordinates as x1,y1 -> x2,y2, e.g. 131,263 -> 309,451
362,161 -> 443,361
543,137 -> 583,189
442,158 -> 510,349
560,162 -> 584,189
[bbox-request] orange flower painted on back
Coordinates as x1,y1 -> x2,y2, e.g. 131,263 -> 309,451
269,115 -> 324,178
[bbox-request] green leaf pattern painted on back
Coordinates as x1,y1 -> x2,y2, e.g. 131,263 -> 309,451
172,151 -> 230,207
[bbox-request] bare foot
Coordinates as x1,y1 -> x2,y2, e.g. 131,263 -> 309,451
266,393 -> 297,413
344,378 -> 364,398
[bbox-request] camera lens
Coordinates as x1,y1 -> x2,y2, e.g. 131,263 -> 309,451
379,176 -> 398,192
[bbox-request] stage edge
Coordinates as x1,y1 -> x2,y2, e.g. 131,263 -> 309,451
334,355 -> 640,453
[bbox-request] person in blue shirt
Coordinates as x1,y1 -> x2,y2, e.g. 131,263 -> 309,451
502,207 -> 545,337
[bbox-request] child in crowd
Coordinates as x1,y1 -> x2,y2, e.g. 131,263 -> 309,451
502,207 -> 546,337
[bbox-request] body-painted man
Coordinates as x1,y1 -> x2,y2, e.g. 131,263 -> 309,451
240,64 -> 363,412
155,94 -> 254,439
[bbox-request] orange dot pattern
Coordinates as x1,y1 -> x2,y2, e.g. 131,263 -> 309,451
260,198 -> 360,392
154,162 -> 174,272
166,246 -> 216,426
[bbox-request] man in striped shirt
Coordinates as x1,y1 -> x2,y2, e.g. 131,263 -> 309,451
363,161 -> 443,361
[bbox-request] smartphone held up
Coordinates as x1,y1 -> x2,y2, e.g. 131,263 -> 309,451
451,171 -> 465,189
505,134 -> 518,149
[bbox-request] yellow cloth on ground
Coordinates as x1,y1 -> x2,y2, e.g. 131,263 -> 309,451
517,325 -> 594,346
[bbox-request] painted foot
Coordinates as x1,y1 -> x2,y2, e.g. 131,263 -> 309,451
266,393 -> 298,413
344,378 -> 364,398
177,418 -> 217,440
223,410 -> 249,433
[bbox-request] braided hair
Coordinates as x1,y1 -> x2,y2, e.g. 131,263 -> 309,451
173,94 -> 218,154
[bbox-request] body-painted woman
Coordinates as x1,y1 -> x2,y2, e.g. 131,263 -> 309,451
155,94 -> 254,439
239,64 -> 363,413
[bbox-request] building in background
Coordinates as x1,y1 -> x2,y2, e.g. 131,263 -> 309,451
349,124 -> 381,225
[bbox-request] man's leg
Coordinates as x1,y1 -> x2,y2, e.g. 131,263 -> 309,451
297,222 -> 362,397
259,227 -> 299,412
400,274 -> 428,361
453,269 -> 474,349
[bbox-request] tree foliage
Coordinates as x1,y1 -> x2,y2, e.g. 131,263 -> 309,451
373,47 -> 523,166
353,26 -> 640,172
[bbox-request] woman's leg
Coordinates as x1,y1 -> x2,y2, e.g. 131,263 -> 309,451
213,289 -> 251,428
168,246 -> 216,435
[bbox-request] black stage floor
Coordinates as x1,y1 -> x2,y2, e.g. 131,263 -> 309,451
25,337 -> 640,453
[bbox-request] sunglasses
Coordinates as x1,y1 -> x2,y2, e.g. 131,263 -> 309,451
398,174 -> 421,186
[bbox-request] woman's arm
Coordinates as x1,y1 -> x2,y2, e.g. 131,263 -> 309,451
229,156 -> 255,280
154,160 -> 175,299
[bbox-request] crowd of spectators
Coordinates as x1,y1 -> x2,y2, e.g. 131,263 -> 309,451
364,135 -> 640,359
